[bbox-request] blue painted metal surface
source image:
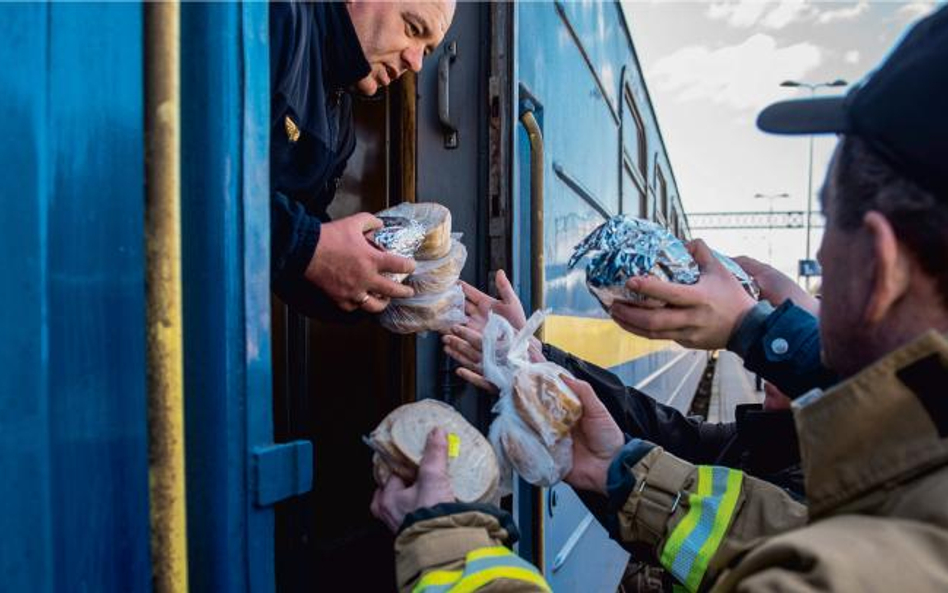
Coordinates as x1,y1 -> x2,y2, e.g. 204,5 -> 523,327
514,2 -> 700,590
0,3 -> 151,591
180,3 -> 282,591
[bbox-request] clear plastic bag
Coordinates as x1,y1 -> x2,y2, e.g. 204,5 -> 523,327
378,283 -> 467,335
482,310 -> 580,490
406,237 -> 468,295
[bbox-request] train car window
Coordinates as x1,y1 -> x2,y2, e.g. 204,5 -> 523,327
656,167 -> 668,224
622,85 -> 647,184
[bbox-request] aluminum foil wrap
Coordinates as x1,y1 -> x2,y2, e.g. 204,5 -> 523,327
373,216 -> 425,282
568,215 -> 759,309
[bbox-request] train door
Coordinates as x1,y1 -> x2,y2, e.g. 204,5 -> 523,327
514,2 -> 634,590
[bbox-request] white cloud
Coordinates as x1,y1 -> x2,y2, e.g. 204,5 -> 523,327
706,0 -> 815,30
897,1 -> 938,22
649,33 -> 823,112
762,0 -> 813,29
707,0 -> 771,28
817,1 -> 869,24
844,49 -> 860,64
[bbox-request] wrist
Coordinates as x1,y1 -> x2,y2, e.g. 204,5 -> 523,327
727,300 -> 775,358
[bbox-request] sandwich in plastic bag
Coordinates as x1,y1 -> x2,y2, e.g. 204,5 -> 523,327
482,309 -> 582,490
378,283 -> 467,334
376,202 -> 452,260
405,237 -> 467,295
366,399 -> 500,504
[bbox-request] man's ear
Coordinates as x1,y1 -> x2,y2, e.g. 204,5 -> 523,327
862,211 -> 910,324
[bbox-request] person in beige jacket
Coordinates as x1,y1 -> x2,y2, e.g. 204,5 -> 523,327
370,7 -> 948,592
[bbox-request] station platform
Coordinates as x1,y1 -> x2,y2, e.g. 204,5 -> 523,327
707,351 -> 763,423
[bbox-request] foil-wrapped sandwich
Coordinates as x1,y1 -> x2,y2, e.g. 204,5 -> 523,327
568,215 -> 759,309
372,216 -> 426,283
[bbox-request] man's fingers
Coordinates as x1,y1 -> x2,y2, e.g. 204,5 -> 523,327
370,488 -> 383,518
457,368 -> 498,393
356,213 -> 384,233
561,376 -> 607,416
444,343 -> 482,373
688,239 -> 728,276
360,295 -> 390,314
611,302 -> 694,334
495,269 -> 518,304
625,276 -> 698,307
368,275 -> 415,300
443,335 -> 482,366
377,252 -> 416,276
731,255 -> 768,276
382,473 -> 407,495
451,325 -> 483,350
417,428 -> 449,483
460,280 -> 493,308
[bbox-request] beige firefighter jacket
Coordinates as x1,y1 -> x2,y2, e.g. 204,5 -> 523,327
394,331 -> 948,593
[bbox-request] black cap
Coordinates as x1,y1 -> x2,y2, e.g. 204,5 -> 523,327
757,6 -> 948,197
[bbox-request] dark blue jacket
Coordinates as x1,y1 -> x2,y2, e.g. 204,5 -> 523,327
727,299 -> 837,398
269,2 -> 370,316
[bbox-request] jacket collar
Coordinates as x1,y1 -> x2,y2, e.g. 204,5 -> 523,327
793,330 -> 948,518
318,2 -> 371,91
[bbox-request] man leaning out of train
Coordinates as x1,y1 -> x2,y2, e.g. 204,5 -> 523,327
269,1 -> 455,316
371,8 -> 948,592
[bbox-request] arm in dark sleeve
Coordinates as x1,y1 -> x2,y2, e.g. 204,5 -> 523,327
542,344 -> 735,465
727,300 -> 837,398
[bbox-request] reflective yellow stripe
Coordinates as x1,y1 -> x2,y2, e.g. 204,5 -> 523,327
659,466 -> 744,592
412,569 -> 462,593
687,468 -> 743,591
660,466 -> 713,571
449,566 -> 551,593
465,546 -> 513,562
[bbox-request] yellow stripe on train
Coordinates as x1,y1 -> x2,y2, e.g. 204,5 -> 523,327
544,314 -> 677,370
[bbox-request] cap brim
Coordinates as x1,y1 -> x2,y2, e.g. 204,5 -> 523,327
757,96 -> 851,135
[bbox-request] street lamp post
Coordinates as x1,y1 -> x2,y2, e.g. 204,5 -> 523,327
779,79 -> 847,288
754,192 -> 790,265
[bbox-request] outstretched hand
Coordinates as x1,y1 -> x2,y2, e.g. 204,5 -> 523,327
442,270 -> 544,393
370,428 -> 456,533
563,376 -> 624,495
610,239 -> 756,350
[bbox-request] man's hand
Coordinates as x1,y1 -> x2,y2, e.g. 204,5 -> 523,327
443,270 -> 544,392
610,239 -> 756,350
460,269 -> 528,332
732,255 -> 820,316
370,428 -> 456,533
563,376 -> 624,495
304,212 -> 416,313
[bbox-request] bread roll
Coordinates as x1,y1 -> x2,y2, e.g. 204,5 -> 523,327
405,239 -> 467,295
511,362 -> 582,447
378,283 -> 466,334
369,399 -> 499,504
377,202 -> 452,260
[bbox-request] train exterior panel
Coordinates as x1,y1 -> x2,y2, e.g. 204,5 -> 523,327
0,2 -> 704,591
511,3 -> 704,590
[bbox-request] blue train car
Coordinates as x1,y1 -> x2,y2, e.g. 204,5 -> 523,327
0,2 -> 703,591
508,3 -> 705,590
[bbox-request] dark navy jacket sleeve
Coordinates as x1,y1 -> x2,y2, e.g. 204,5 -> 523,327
727,299 -> 837,397
542,344 -> 735,464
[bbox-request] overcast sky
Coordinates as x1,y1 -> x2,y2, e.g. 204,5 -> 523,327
622,0 -> 940,281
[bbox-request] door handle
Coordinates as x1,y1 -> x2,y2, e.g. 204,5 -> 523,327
438,41 -> 458,149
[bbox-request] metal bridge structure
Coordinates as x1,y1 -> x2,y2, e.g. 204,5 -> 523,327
687,210 -> 826,230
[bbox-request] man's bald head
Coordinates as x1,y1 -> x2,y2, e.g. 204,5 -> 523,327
346,1 -> 457,96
